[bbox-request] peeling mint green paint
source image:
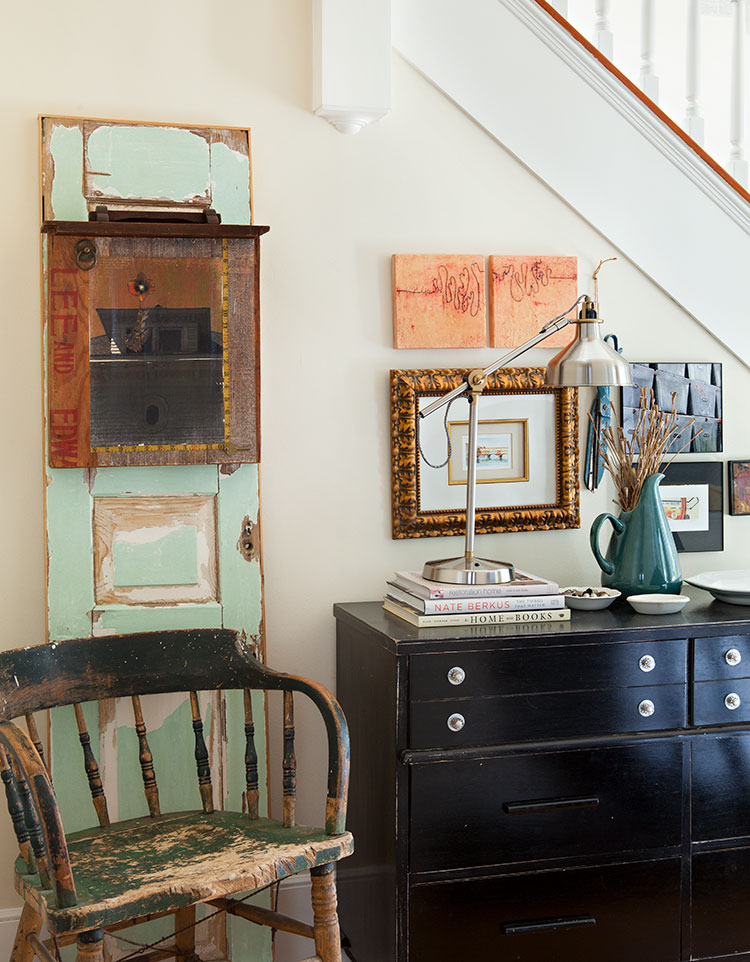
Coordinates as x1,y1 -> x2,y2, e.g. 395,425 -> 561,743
52,702 -> 101,835
47,470 -> 94,639
91,465 -> 219,496
113,526 -> 198,587
93,603 -> 223,633
217,464 -> 262,632
49,125 -> 87,221
87,126 -> 210,203
228,889 -> 274,960
210,141 -> 252,225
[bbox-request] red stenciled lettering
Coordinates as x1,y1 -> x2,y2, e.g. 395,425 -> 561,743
50,314 -> 77,335
52,341 -> 75,375
49,410 -> 78,465
51,290 -> 78,309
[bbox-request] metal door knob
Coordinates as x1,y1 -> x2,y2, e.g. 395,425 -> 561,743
447,713 -> 465,731
447,666 -> 466,686
638,699 -> 655,717
725,648 -> 742,667
725,692 -> 742,711
639,655 -> 656,673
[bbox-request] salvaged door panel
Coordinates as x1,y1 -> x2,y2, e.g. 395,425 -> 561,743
41,117 -> 270,962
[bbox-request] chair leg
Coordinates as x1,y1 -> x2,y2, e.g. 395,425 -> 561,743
75,929 -> 104,962
175,905 -> 196,959
310,863 -> 342,962
10,904 -> 41,962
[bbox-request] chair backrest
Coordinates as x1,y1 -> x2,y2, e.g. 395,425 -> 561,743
0,629 -> 349,911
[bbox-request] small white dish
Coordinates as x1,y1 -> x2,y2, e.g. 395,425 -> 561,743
562,587 -> 620,611
627,593 -> 690,615
685,570 -> 750,606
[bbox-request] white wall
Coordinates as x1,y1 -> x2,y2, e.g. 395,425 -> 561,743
1,1 -> 749,958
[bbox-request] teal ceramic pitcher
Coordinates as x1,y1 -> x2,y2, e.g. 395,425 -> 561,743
590,473 -> 682,598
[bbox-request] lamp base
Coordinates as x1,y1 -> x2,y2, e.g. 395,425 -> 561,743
422,556 -> 515,586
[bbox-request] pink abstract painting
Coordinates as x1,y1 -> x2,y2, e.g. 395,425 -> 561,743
392,254 -> 487,349
489,255 -> 578,349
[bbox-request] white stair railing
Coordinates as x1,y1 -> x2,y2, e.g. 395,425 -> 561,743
685,0 -> 705,144
730,0 -> 748,182
565,0 -> 749,187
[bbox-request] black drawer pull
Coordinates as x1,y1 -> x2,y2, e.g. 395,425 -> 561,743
502,914 -> 596,935
503,794 -> 600,815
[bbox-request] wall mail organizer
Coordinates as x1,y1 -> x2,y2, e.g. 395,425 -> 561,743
43,219 -> 269,467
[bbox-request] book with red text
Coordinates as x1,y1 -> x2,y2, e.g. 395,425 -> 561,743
392,568 -> 559,600
382,597 -> 571,628
385,583 -> 565,614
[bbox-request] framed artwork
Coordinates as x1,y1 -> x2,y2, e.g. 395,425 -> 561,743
44,219 -> 268,467
488,255 -> 578,349
729,460 -> 750,515
447,418 -> 529,485
622,362 -> 722,453
390,367 -> 579,539
658,460 -> 723,552
392,254 -> 487,349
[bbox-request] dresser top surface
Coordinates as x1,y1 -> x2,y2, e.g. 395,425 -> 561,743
334,591 -> 750,654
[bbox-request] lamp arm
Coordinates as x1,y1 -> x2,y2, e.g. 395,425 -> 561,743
419,303 -> 583,420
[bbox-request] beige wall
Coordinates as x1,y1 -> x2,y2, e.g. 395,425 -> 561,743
1,0 -> 748,928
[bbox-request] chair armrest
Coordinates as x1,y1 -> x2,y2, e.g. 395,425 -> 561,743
0,720 -> 77,908
235,639 -> 350,835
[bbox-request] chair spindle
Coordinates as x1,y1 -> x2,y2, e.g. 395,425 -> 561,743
11,757 -> 51,888
73,704 -> 109,827
0,745 -> 35,875
189,692 -> 214,814
282,690 -> 296,828
131,696 -> 161,817
25,715 -> 48,774
243,690 -> 259,819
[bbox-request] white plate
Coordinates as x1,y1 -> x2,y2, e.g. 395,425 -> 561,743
627,594 -> 690,615
685,570 -> 750,606
562,587 -> 620,610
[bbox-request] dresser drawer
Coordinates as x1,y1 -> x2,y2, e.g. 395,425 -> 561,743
410,857 -> 682,961
693,679 -> 750,726
410,742 -> 684,873
693,848 -> 750,958
693,734 -> 750,841
409,683 -> 687,748
410,639 -> 687,701
694,634 -> 750,681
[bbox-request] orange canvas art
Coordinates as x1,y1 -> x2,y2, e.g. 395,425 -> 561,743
392,254 -> 487,349
489,255 -> 578,349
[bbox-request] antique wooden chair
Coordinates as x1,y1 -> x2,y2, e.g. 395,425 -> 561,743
0,628 -> 352,962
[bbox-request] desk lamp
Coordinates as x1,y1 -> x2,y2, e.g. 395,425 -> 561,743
420,294 -> 632,585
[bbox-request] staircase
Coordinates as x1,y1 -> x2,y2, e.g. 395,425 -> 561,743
392,0 -> 750,367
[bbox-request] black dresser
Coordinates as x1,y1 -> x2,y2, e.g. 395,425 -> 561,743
334,594 -> 750,962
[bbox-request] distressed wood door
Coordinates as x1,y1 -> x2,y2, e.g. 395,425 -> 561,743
40,117 -> 269,962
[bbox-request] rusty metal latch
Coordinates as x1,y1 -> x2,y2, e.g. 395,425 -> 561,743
74,238 -> 97,270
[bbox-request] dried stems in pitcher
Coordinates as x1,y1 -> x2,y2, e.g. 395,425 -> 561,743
594,388 -> 699,512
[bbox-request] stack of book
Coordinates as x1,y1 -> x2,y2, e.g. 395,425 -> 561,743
383,568 -> 570,627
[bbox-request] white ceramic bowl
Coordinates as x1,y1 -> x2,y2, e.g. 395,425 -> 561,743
685,570 -> 750,606
627,593 -> 690,615
562,587 -> 620,610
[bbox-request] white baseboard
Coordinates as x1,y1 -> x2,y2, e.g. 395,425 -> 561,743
273,874 -> 313,962
0,908 -> 22,958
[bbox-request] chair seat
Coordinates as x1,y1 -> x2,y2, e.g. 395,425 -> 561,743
15,810 -> 354,935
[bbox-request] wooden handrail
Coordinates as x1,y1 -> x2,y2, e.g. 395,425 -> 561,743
531,0 -> 750,205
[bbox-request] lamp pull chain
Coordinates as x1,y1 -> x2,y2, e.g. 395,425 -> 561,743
417,396 -> 458,469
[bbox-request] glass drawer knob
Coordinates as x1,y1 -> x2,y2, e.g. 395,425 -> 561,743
639,655 -> 656,673
726,649 -> 742,667
447,666 -> 466,686
447,713 -> 465,732
638,699 -> 655,717
725,692 -> 742,711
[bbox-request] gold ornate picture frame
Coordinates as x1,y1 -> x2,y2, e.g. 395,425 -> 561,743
390,367 -> 579,539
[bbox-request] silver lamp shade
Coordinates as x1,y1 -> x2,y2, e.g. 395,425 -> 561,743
546,320 -> 633,388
